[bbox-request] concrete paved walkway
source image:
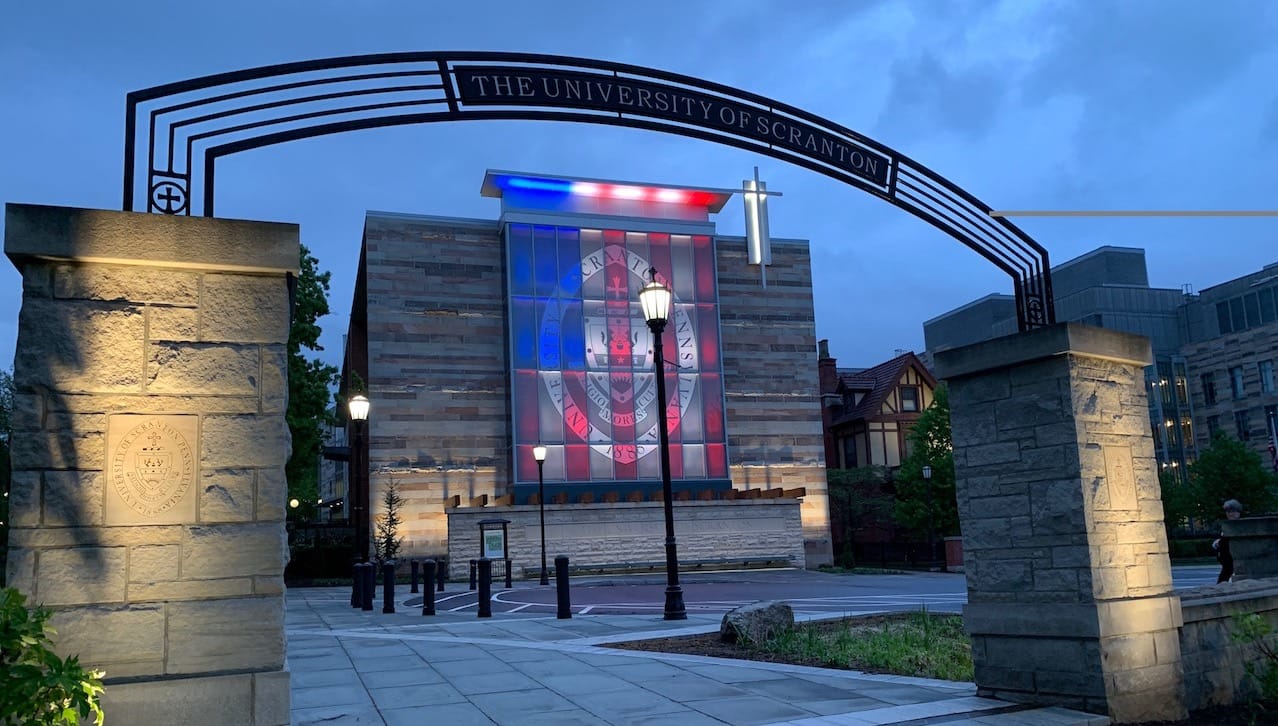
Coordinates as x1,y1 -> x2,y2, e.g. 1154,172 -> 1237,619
286,586 -> 1109,725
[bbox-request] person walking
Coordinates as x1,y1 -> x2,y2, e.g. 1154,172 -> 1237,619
1213,499 -> 1243,583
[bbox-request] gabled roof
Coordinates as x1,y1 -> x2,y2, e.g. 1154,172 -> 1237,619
834,351 -> 937,422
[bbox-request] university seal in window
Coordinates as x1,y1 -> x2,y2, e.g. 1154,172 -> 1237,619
105,415 -> 199,525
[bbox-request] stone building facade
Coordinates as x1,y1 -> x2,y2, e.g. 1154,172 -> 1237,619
342,171 -> 832,567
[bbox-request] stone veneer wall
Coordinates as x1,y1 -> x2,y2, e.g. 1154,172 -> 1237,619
445,499 -> 805,580
362,214 -> 507,555
716,237 -> 831,567
4,204 -> 296,725
360,214 -> 831,567
936,324 -> 1187,723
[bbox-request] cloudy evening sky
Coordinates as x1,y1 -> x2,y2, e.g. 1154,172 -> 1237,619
1,1 -> 1276,374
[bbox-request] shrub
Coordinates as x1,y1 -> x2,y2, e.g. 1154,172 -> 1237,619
0,587 -> 105,725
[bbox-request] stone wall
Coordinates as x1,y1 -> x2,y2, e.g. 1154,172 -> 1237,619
1178,580 -> 1278,712
359,214 -> 830,567
936,324 -> 1186,723
445,499 -> 805,580
4,204 -> 296,725
717,237 -> 831,567
363,215 -> 507,556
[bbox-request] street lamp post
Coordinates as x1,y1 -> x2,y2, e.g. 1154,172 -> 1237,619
533,444 -> 549,586
639,267 -> 687,621
348,393 -> 371,563
922,465 -> 934,570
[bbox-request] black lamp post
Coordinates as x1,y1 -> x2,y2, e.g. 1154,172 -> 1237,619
922,464 -> 935,569
348,393 -> 371,563
639,267 -> 687,621
534,444 -> 549,585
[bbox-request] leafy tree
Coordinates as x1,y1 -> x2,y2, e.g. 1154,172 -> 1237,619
826,467 -> 894,568
893,384 -> 958,539
1158,467 -> 1195,534
373,476 -> 404,565
0,587 -> 105,725
1184,431 -> 1278,522
286,245 -> 339,521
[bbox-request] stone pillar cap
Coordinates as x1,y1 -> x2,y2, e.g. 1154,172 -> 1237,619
5,203 -> 299,273
933,322 -> 1152,380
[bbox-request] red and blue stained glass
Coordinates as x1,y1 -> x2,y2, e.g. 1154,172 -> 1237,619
508,223 -> 728,485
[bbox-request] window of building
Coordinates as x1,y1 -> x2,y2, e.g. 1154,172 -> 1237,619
900,386 -> 920,412
1236,409 -> 1251,440
1206,415 -> 1220,438
1174,361 -> 1189,405
1261,360 -> 1275,394
1231,298 -> 1247,332
1217,301 -> 1233,334
1202,372 -> 1217,405
1231,366 -> 1246,399
1261,287 -> 1276,324
841,436 -> 858,468
1180,417 -> 1193,448
1267,405 -> 1278,441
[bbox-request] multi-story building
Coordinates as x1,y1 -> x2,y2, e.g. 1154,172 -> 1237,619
924,247 -> 1278,475
341,170 -> 833,566
1180,263 -> 1278,470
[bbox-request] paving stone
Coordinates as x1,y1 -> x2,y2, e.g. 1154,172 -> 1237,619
291,684 -> 372,710
367,682 -> 465,709
382,702 -> 495,725
686,694 -> 814,725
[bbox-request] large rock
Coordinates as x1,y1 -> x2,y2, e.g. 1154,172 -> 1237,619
720,600 -> 794,644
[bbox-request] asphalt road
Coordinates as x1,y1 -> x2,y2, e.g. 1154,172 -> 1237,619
402,564 -> 1223,618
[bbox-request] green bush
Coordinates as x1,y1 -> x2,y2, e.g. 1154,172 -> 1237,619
1168,537 -> 1217,560
0,587 -> 105,725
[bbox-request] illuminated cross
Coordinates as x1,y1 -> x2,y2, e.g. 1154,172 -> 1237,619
742,167 -> 778,289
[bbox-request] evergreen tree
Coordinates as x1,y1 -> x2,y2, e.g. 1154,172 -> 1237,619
893,384 -> 958,539
1185,431 -> 1278,521
286,245 -> 339,520
374,476 -> 404,565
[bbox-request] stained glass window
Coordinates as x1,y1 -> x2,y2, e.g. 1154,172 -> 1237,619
507,223 -> 728,485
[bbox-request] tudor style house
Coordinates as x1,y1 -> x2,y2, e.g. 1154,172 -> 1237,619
817,341 -> 938,471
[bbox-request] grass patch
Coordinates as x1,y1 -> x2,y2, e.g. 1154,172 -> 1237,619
755,610 -> 972,681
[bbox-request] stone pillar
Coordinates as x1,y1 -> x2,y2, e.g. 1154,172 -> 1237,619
3,204 -> 297,725
935,323 -> 1186,723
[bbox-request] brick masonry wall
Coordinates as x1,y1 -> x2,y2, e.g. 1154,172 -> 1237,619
445,499 -> 805,580
3,204 -> 295,725
361,217 -> 831,567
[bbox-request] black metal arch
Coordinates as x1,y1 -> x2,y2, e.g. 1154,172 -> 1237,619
123,51 -> 1054,330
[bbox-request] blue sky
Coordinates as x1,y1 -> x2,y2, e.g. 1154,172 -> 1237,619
2,1 -> 1276,373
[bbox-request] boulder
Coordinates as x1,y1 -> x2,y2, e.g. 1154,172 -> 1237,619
719,600 -> 794,644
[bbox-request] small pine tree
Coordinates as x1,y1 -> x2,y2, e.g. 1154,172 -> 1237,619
374,477 -> 404,565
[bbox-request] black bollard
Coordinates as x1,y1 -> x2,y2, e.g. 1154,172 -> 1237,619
469,559 -> 477,591
421,560 -> 437,616
436,559 -> 446,592
555,555 -> 571,619
410,560 -> 420,594
504,558 -> 513,589
477,558 -> 492,618
351,561 -> 362,609
382,563 -> 396,614
361,563 -> 375,611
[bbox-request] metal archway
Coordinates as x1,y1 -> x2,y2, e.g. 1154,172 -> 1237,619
123,51 -> 1054,330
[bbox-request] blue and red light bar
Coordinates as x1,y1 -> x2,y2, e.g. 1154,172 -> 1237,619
481,170 -> 733,212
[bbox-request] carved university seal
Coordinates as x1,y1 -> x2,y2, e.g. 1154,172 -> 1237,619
110,418 -> 195,517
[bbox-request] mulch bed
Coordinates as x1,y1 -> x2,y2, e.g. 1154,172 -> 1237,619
605,614 -> 1278,725
607,613 -> 914,673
